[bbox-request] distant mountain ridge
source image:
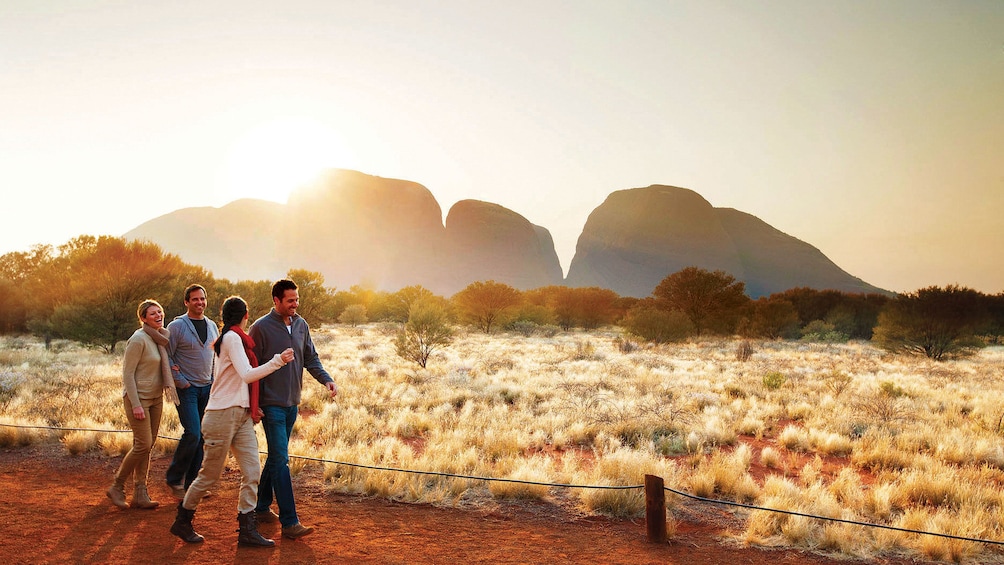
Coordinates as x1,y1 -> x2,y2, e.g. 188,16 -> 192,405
124,170 -> 886,298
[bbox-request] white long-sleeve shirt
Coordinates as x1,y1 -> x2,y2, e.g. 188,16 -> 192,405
206,331 -> 286,411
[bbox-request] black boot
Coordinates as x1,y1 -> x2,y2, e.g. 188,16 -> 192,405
170,502 -> 205,544
237,510 -> 275,547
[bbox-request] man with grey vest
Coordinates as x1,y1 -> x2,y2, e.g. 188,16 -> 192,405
166,284 -> 219,498
251,278 -> 337,539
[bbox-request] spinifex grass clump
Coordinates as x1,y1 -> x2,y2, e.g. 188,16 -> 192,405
3,331 -> 1004,561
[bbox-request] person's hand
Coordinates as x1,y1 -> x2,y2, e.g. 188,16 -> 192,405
132,406 -> 146,420
280,348 -> 295,363
326,381 -> 338,398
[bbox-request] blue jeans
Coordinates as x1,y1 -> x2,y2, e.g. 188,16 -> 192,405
165,383 -> 210,489
256,405 -> 299,526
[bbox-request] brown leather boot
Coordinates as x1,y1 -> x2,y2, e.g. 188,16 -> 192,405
130,484 -> 160,509
106,481 -> 127,509
170,502 -> 204,543
237,511 -> 275,547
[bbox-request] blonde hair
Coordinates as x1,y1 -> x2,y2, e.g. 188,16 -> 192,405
137,299 -> 163,324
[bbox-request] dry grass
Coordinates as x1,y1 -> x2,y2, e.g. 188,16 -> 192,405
3,332 -> 1004,562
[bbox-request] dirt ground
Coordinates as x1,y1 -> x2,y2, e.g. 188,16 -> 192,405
0,444 -> 926,565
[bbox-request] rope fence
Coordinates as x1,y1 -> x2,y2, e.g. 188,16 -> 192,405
3,422 -> 1004,547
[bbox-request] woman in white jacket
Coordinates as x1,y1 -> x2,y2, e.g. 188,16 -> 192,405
170,296 -> 294,547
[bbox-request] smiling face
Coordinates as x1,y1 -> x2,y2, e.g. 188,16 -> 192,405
273,289 -> 299,320
141,304 -> 165,329
185,288 -> 207,319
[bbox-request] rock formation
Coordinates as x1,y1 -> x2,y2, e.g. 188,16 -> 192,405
565,185 -> 885,297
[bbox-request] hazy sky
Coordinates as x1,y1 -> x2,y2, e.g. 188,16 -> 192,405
2,1 -> 1002,294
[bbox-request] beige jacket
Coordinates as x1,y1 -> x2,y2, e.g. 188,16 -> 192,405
121,329 -> 165,406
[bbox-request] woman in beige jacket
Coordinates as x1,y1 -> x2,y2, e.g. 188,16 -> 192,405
106,299 -> 178,509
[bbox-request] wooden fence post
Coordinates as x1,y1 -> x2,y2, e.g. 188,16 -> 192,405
645,474 -> 667,543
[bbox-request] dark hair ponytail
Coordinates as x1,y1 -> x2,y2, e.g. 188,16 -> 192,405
214,296 -> 249,356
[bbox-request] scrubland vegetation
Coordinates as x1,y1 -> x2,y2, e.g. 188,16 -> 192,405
4,329 -> 1004,562
4,236 -> 1004,561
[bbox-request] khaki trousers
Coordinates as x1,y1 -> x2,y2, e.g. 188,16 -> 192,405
183,406 -> 261,514
115,395 -> 163,487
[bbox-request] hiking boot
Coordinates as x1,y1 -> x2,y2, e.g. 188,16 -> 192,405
255,509 -> 279,523
237,511 -> 275,547
282,522 -> 314,540
170,502 -> 204,544
106,482 -> 128,509
130,484 -> 160,509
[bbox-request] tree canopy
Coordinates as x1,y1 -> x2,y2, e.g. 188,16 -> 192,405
653,267 -> 750,335
872,285 -> 987,360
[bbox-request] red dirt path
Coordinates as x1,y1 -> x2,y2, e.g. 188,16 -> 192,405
0,445 -> 921,564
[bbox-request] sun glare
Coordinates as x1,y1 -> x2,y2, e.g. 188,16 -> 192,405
219,118 -> 356,205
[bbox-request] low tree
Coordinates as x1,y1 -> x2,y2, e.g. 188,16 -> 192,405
0,244 -> 55,333
452,280 -> 522,333
227,279 -> 274,320
338,304 -> 368,326
872,285 -> 987,360
287,269 -> 336,323
385,285 -> 438,323
622,300 -> 694,343
744,297 -> 799,339
523,285 -> 620,330
653,267 -> 750,335
978,293 -> 1004,344
395,299 -> 454,368
30,236 -> 206,352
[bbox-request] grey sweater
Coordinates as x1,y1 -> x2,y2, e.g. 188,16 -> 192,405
249,309 -> 333,407
167,314 -> 218,388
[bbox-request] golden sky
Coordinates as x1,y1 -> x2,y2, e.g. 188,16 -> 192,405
2,1 -> 1002,293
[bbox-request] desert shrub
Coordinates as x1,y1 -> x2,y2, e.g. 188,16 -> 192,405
614,336 -> 639,353
571,340 -> 598,361
759,446 -> 783,469
778,425 -> 810,452
0,370 -> 24,409
735,340 -> 754,362
822,370 -> 853,398
762,371 -> 787,391
338,304 -> 368,326
853,383 -> 914,429
879,380 -> 906,399
506,320 -> 540,337
622,303 -> 693,343
395,300 -> 454,368
488,456 -> 553,500
800,320 -> 849,343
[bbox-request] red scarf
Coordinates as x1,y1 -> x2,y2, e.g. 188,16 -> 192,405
231,325 -> 263,424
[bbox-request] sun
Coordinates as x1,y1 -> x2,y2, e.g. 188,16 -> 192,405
218,118 -> 356,204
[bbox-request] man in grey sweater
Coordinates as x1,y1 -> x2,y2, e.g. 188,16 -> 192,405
250,278 -> 337,539
166,284 -> 219,497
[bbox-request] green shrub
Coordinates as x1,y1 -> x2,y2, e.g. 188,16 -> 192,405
762,371 -> 787,391
800,320 -> 849,343
622,304 -> 693,343
394,299 -> 454,368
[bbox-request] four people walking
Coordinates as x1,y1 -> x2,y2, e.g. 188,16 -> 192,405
108,278 -> 336,548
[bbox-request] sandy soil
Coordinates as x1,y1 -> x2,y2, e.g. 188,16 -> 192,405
0,444 -> 925,565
